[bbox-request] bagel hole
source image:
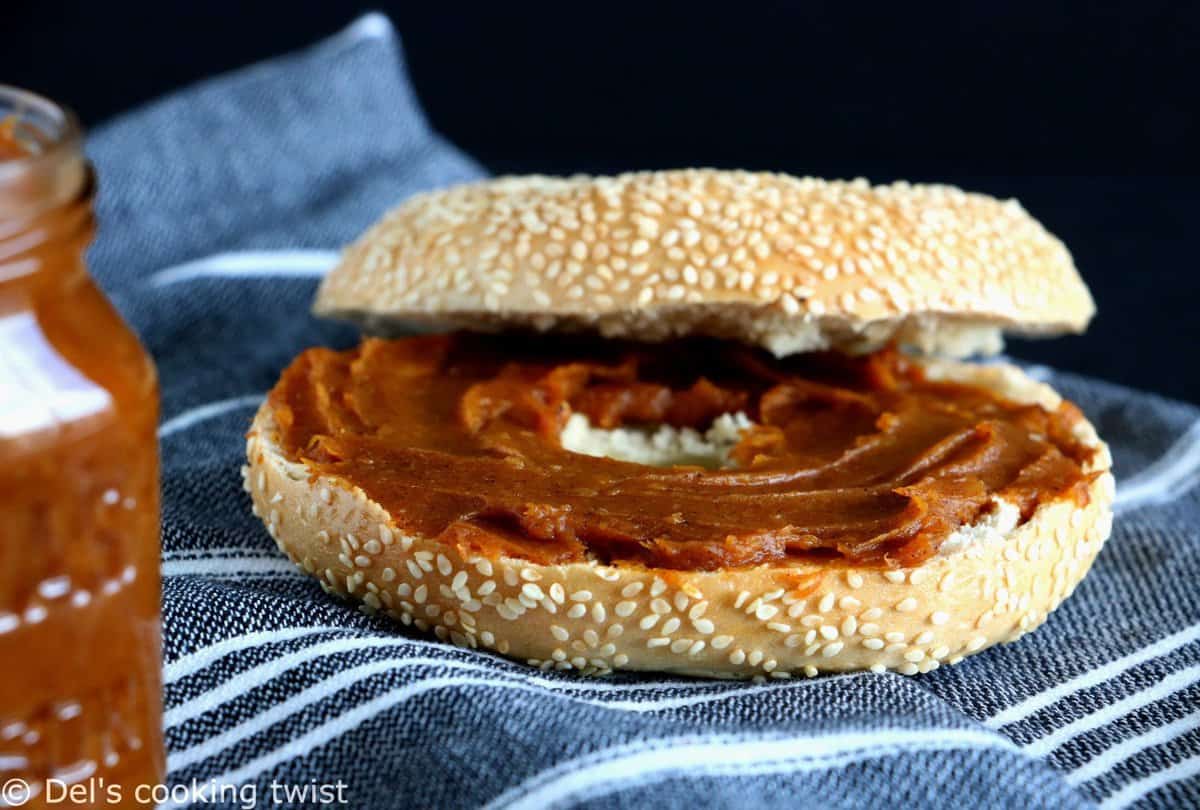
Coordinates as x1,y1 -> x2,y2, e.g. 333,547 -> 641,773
559,411 -> 754,469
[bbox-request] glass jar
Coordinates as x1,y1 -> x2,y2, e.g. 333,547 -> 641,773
0,86 -> 163,806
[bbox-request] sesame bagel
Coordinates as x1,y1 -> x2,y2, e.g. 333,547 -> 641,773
314,170 -> 1094,357
243,357 -> 1114,679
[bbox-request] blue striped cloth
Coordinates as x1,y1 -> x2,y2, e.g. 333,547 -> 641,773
89,14 -> 1200,810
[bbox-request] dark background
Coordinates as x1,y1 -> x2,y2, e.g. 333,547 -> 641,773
5,2 -> 1198,402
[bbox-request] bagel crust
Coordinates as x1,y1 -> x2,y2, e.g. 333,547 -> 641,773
314,170 -> 1095,358
244,357 -> 1114,679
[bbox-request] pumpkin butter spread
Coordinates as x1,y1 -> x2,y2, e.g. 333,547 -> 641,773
269,333 -> 1096,571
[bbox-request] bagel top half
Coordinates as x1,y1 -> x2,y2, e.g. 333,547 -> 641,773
314,170 -> 1094,357
244,170 -> 1113,679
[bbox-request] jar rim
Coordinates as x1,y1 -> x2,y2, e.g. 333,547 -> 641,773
0,85 -> 84,183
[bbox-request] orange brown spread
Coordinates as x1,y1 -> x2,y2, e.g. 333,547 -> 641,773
270,334 -> 1095,571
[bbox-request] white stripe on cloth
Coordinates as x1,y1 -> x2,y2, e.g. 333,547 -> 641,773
166,704 -> 1013,809
1067,711 -> 1200,785
482,729 -> 1022,810
158,394 -> 264,438
162,633 -> 873,739
1020,664 -> 1200,757
162,556 -> 302,579
1114,417 -> 1200,512
163,632 -> 868,731
1097,753 -> 1200,809
146,250 -> 339,288
166,662 -> 847,776
986,623 -> 1200,727
163,625 -> 701,696
164,627 -> 347,684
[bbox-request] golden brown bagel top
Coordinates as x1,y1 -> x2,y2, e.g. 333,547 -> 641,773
315,170 -> 1094,356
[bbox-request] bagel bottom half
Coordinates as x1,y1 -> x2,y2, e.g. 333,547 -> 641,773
243,356 -> 1114,680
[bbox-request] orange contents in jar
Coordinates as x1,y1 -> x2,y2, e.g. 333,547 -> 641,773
0,90 -> 163,806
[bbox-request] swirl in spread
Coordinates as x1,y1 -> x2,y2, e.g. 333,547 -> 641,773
269,334 -> 1095,570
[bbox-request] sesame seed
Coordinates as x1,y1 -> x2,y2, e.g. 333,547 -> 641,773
662,617 -> 681,635
862,638 -> 885,650
895,597 -> 919,613
615,600 -> 637,617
